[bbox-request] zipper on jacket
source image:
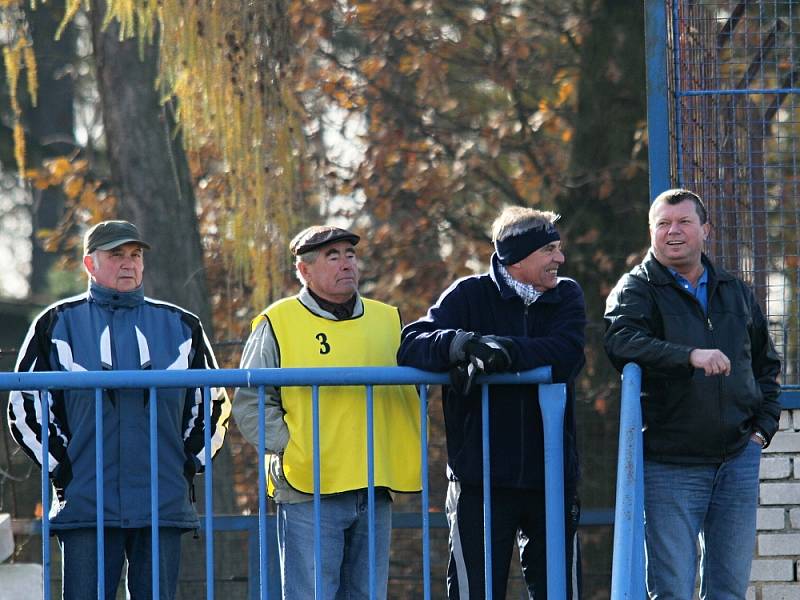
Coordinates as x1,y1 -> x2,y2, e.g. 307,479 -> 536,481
705,314 -> 727,460
517,303 -> 532,487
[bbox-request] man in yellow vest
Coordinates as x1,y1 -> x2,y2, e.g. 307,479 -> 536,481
233,225 -> 421,599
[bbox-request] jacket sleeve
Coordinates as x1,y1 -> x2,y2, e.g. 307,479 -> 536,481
603,274 -> 695,378
233,319 -> 290,454
397,279 -> 473,372
746,286 -> 782,441
182,320 -> 231,475
7,308 -> 71,481
502,279 -> 586,383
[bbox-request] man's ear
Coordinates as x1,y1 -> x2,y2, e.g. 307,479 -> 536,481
702,222 -> 711,241
83,254 -> 96,275
297,260 -> 311,282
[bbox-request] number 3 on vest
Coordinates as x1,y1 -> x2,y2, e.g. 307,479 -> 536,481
316,332 -> 331,355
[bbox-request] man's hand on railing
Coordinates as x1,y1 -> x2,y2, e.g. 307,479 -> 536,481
464,335 -> 513,373
450,335 -> 514,395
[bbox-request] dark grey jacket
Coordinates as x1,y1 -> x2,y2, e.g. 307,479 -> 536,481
604,251 -> 781,463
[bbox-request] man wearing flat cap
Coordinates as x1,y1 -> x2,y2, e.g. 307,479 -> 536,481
233,225 -> 421,599
8,220 -> 231,600
398,207 -> 586,599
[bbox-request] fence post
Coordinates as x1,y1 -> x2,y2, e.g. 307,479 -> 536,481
480,383 -> 494,597
645,0 -> 672,197
95,388 -> 105,600
40,390 -> 51,600
539,383 -> 566,600
149,387 -> 160,600
203,386 -> 215,600
610,363 -> 644,599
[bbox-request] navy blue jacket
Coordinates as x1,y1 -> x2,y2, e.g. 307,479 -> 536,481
397,255 -> 586,490
8,283 -> 231,529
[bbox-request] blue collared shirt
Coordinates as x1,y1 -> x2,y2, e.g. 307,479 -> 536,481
670,268 -> 708,314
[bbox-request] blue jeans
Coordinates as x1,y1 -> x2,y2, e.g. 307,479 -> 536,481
277,489 -> 392,600
644,440 -> 762,600
56,527 -> 184,600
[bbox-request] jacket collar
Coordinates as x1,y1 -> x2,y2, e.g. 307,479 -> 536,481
639,250 -> 734,287
89,281 -> 145,308
298,286 -> 364,320
489,253 -> 562,304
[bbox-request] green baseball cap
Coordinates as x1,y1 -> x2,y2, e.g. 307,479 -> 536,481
84,220 -> 151,254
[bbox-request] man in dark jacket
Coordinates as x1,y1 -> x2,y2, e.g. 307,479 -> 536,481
8,220 -> 231,600
398,206 -> 586,600
604,188 -> 781,599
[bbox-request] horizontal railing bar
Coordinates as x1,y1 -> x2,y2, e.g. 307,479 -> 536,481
679,87 -> 800,96
0,366 -> 552,390
10,508 -> 617,535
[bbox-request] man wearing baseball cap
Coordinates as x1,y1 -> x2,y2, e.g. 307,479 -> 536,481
233,225 -> 421,599
398,207 -> 587,599
8,220 -> 231,600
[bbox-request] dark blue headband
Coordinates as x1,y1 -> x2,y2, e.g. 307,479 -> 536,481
495,224 -> 560,265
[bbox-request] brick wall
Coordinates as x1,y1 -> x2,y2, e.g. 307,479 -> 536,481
749,410 -> 800,599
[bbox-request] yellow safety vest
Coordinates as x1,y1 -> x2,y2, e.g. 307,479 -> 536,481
255,296 -> 422,495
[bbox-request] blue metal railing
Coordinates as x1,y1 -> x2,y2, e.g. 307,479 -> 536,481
1,366 -> 568,600
609,363 -> 797,599
609,363 -> 645,600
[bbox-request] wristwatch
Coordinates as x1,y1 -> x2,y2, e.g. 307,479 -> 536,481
751,430 -> 767,447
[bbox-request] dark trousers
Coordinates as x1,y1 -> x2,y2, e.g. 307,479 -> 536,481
56,527 -> 184,600
445,482 -> 581,600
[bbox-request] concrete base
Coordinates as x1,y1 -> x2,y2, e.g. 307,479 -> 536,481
0,513 -> 13,562
0,564 -> 43,599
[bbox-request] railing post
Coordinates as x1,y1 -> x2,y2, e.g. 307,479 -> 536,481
257,386 -> 269,600
40,389 -> 51,600
312,385 -> 322,599
149,387 -> 160,600
204,386 -> 215,600
480,383 -> 493,598
610,363 -> 644,600
95,388 -> 105,600
366,385 -> 376,599
420,384 -> 431,600
539,383 -> 566,600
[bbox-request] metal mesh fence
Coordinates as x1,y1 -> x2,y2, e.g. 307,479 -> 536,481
666,0 -> 800,384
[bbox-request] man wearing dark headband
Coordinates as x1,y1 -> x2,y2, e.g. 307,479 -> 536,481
398,207 -> 587,599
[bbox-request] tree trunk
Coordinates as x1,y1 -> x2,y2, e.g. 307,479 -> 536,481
24,0 -> 76,296
89,3 -> 212,330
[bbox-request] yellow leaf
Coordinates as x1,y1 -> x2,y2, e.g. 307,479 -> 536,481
557,80 -> 574,106
63,175 -> 83,199
47,157 -> 73,179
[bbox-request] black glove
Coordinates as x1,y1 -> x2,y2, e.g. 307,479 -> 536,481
463,335 -> 513,373
450,335 -> 514,396
449,361 -> 479,397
